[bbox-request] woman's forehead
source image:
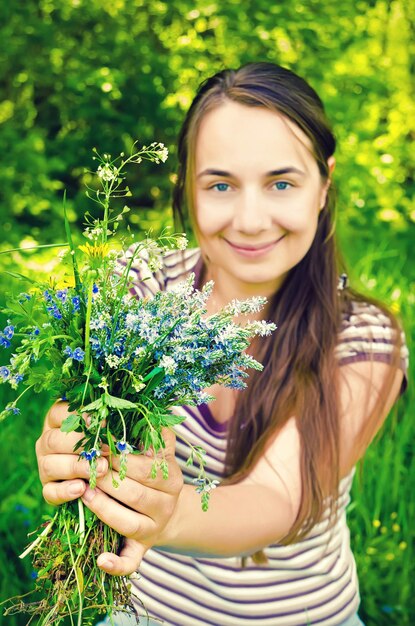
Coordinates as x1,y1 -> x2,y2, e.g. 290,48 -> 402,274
194,100 -> 316,173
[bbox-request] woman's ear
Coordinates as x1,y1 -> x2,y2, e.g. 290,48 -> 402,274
327,156 -> 336,175
319,156 -> 336,210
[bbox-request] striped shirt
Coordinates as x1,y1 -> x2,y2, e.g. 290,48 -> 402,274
126,248 -> 408,626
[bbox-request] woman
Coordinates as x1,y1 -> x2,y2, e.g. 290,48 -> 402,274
36,63 -> 408,626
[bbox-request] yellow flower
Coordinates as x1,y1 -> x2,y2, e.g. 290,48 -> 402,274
78,242 -> 110,259
372,519 -> 381,528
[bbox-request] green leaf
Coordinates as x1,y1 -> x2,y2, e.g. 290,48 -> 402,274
160,412 -> 185,427
103,393 -> 137,410
142,366 -> 164,382
82,397 -> 104,412
61,413 -> 81,432
63,190 -> 82,292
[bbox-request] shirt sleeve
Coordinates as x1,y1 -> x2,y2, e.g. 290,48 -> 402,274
336,300 -> 409,390
116,246 -> 167,299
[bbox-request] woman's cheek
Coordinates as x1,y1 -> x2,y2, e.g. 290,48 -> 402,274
195,202 -> 231,235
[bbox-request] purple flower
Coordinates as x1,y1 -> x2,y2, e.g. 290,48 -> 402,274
0,366 -> 10,380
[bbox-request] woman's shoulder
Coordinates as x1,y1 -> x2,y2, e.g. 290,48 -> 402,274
336,298 -> 409,375
126,246 -> 201,298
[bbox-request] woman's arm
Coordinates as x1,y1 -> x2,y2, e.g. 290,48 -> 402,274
36,359 -> 403,576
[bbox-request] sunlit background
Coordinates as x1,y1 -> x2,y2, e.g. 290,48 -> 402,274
0,1 -> 413,624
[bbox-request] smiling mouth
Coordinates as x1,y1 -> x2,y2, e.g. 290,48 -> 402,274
224,236 -> 285,257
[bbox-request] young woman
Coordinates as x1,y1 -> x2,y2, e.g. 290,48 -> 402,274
36,63 -> 408,626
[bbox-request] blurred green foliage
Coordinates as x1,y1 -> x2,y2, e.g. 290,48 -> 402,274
0,1 -> 414,625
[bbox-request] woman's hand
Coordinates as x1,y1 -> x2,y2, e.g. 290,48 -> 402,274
36,402 -> 183,576
36,401 -> 108,504
81,427 -> 183,575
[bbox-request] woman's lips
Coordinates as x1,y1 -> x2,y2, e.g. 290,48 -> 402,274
225,236 -> 284,258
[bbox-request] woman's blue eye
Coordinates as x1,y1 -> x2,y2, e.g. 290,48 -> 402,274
274,181 -> 291,191
212,183 -> 230,192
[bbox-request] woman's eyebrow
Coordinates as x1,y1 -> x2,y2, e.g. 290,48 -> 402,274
197,169 -> 232,178
197,166 -> 306,178
266,167 -> 305,177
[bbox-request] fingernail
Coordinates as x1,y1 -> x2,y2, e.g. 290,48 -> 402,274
68,482 -> 84,497
82,486 -> 96,503
96,458 -> 107,474
97,555 -> 113,570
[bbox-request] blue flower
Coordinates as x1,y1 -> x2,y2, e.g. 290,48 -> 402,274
6,405 -> 20,415
15,503 -> 29,513
72,296 -> 81,312
12,374 -> 24,385
0,366 -> 10,380
3,325 -> 14,340
0,335 -> 11,349
92,284 -> 99,294
80,449 -> 100,461
30,571 -> 38,580
116,440 -> 133,454
63,346 -> 73,357
43,290 -> 53,302
46,305 -> 62,320
56,289 -> 68,303
72,347 -> 85,362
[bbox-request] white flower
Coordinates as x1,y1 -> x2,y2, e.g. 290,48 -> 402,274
105,354 -> 124,368
125,313 -> 140,329
134,347 -> 146,358
176,235 -> 188,250
97,164 -> 118,182
148,256 -> 163,272
159,355 -> 177,375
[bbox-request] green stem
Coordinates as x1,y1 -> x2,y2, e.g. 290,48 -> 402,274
84,280 -> 94,368
63,517 -> 83,626
0,243 -> 69,255
19,511 -> 58,559
78,499 -> 85,544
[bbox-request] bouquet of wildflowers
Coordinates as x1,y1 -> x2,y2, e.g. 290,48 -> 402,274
0,143 -> 275,625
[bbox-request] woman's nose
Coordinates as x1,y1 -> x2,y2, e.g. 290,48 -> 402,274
232,189 -> 272,233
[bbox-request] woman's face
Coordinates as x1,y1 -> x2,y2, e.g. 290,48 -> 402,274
194,100 -> 334,298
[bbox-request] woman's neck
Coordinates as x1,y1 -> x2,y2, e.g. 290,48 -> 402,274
201,262 -> 278,320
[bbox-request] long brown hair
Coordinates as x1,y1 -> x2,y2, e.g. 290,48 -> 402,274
172,62 -> 402,546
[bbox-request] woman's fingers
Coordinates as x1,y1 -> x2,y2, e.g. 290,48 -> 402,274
97,539 -> 146,576
81,486 -> 156,539
42,479 -> 87,505
96,470 -> 176,521
38,452 -> 108,484
44,400 -> 73,429
36,426 -> 85,458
